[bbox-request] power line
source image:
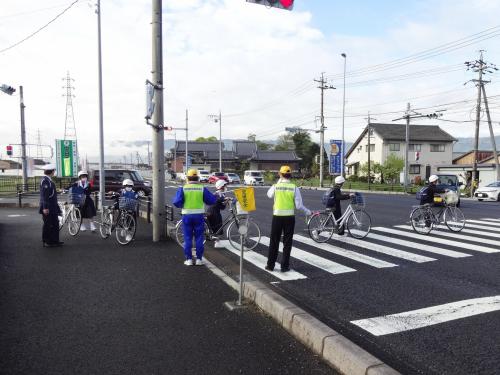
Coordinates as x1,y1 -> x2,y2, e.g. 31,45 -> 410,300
0,0 -> 80,54
0,1 -> 76,21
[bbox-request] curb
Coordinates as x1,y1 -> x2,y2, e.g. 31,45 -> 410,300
299,186 -> 410,196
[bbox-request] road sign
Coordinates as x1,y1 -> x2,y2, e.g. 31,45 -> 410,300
55,139 -> 78,177
329,139 -> 343,175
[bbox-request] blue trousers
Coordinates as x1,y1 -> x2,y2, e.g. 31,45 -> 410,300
182,214 -> 205,260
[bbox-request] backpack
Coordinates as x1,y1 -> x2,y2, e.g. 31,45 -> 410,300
322,189 -> 335,207
416,186 -> 429,201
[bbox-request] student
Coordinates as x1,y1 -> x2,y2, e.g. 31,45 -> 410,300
69,171 -> 97,232
39,164 -> 63,247
206,179 -> 229,248
324,176 -> 353,235
172,169 -> 216,266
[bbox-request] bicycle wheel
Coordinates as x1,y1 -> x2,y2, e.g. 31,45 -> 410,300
58,203 -> 66,230
227,217 -> 261,251
410,207 -> 433,234
444,206 -> 465,232
307,212 -> 335,243
68,207 -> 82,236
99,209 -> 112,239
346,209 -> 371,239
115,212 -> 136,245
174,220 -> 208,248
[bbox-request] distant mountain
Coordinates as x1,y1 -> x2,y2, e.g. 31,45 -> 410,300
453,136 -> 500,153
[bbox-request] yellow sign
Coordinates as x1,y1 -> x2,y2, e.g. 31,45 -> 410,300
434,196 -> 443,203
233,187 -> 256,212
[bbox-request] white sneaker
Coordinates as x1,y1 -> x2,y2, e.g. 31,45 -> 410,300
125,234 -> 133,242
90,222 -> 97,232
311,230 -> 319,240
184,259 -> 194,266
214,241 -> 225,248
195,259 -> 204,266
80,223 -> 87,231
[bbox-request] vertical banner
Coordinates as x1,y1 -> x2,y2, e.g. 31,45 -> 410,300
329,139 -> 343,175
55,139 -> 78,177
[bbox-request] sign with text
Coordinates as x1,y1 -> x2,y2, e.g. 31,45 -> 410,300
329,139 -> 343,175
55,139 -> 78,177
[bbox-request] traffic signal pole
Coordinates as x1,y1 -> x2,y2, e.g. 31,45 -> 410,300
19,86 -> 28,190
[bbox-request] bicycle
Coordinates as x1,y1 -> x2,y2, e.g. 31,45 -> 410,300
175,198 -> 261,251
99,193 -> 138,245
307,192 -> 372,242
410,191 -> 465,234
58,191 -> 83,236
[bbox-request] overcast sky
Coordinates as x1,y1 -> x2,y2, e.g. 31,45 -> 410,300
1,0 -> 500,162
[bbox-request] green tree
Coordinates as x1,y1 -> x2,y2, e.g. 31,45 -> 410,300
274,133 -> 294,151
382,154 -> 404,183
292,131 -> 313,171
195,136 -> 217,142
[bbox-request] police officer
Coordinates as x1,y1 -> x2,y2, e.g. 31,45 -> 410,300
172,169 -> 216,266
266,165 -> 311,272
39,164 -> 63,247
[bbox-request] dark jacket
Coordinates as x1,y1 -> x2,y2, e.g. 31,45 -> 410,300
326,184 -> 350,213
39,176 -> 61,215
206,191 -> 227,235
69,181 -> 96,218
420,183 -> 445,205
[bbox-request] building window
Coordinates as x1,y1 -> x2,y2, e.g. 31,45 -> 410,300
364,144 -> 375,152
409,144 -> 421,151
388,143 -> 400,151
430,144 -> 445,152
409,164 -> 421,174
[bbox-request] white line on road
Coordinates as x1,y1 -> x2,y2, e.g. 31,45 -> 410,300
258,236 -> 356,275
456,222 -> 500,232
218,240 -> 307,281
351,295 -> 500,336
435,225 -> 500,239
467,219 -> 500,227
376,227 -> 500,254
293,234 -> 397,268
367,232 -> 471,258
481,218 -> 500,222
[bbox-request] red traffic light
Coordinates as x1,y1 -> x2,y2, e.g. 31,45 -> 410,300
280,0 -> 294,8
6,145 -> 13,156
246,0 -> 294,10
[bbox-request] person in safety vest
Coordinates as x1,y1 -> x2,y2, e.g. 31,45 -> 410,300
172,169 -> 216,266
266,165 -> 311,272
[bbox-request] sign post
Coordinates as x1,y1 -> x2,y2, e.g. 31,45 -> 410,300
329,139 -> 343,175
55,139 -> 78,177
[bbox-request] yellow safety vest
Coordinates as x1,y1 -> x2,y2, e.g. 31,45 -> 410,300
273,182 -> 296,216
182,184 -> 204,214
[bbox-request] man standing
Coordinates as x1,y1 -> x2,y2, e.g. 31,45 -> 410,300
266,165 -> 311,272
172,169 -> 216,266
39,164 -> 63,247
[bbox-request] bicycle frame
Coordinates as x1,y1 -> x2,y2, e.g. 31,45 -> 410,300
323,203 -> 356,229
205,200 -> 241,239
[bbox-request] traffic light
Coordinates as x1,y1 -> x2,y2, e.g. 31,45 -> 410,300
246,0 -> 294,10
6,145 -> 13,156
0,84 -> 16,95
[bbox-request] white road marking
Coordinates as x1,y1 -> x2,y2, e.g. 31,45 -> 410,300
376,227 -> 499,254
467,219 -> 500,227
329,235 -> 436,263
7,214 -> 27,217
396,225 -> 500,251
481,218 -> 500,222
460,222 -> 500,232
218,240 -> 307,281
293,234 -> 397,268
258,236 -> 356,275
435,225 -> 500,239
351,295 -> 500,336
367,232 -> 471,258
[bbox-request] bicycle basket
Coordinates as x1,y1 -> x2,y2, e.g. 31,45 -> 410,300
69,193 -> 85,206
119,197 -> 138,211
351,193 -> 365,207
444,191 -> 459,205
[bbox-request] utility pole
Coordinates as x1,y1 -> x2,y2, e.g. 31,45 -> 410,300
151,0 -> 165,242
173,132 -> 177,173
314,73 -> 335,187
341,53 -> 347,177
19,86 -> 28,190
482,85 -> 500,180
96,0 -> 105,210
365,112 -> 376,190
185,109 -> 189,173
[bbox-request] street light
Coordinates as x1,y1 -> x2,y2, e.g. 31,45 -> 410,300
341,53 -> 347,177
208,111 -> 222,172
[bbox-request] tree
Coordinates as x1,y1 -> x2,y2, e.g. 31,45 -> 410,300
292,131 -> 313,171
248,133 -> 271,150
382,154 -> 404,183
247,133 -> 256,142
195,136 -> 217,142
275,133 -> 294,151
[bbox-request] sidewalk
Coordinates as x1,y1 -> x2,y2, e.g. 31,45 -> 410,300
0,207 -> 333,375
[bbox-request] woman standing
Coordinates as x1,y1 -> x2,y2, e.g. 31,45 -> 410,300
70,171 -> 97,232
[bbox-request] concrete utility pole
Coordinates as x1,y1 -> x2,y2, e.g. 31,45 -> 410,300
185,109 -> 188,173
482,84 -> 500,180
365,112 -> 376,190
341,53 -> 347,177
96,0 -> 105,210
19,86 -> 28,190
151,0 -> 165,242
314,73 -> 335,187
219,110 -> 222,172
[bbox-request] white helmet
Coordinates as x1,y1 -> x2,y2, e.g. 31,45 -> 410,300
335,176 -> 346,184
122,178 -> 134,187
78,170 -> 88,178
215,179 -> 228,190
429,175 -> 439,183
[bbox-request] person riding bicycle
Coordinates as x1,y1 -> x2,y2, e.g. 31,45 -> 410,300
324,176 -> 354,236
206,179 -> 230,249
419,175 -> 446,227
69,171 -> 97,232
112,179 -> 139,215
172,169 -> 217,266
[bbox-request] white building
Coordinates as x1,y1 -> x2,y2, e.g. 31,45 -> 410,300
345,123 -> 456,183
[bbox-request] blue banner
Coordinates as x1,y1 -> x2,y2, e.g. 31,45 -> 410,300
329,140 -> 343,175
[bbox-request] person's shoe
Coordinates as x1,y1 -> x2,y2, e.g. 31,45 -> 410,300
311,230 -> 319,240
184,259 -> 194,266
125,234 -> 133,242
195,259 -> 204,266
90,222 -> 97,232
265,265 -> 274,271
214,240 -> 225,248
281,267 -> 290,273
55,242 -> 64,246
80,223 -> 87,232
43,242 -> 55,248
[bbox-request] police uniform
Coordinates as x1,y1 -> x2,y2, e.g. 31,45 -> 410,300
39,168 -> 62,246
266,166 -> 311,272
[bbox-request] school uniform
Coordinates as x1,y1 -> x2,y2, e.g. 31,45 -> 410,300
39,175 -> 62,246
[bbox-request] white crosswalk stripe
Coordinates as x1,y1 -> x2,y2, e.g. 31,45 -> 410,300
293,234 -> 397,268
258,236 -> 356,275
467,219 -> 500,227
374,227 -> 500,254
435,225 -> 500,239
460,222 -> 500,232
395,225 -> 500,251
481,218 -> 500,222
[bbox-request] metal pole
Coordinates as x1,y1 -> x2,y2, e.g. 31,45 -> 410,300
237,233 -> 244,306
319,73 -> 325,188
151,0 -> 165,241
404,103 -> 410,193
367,113 -> 371,190
96,0 -> 105,210
219,110 -> 222,173
471,62 -> 483,198
341,53 -> 346,177
173,132 -> 177,173
481,84 -> 500,180
185,109 -> 188,173
19,86 -> 28,191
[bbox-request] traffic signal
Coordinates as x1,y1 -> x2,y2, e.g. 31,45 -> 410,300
6,145 -> 13,156
246,0 -> 294,10
0,84 -> 16,95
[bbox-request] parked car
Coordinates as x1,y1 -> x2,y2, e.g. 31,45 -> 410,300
90,169 -> 152,197
226,173 -> 241,184
244,170 -> 264,185
474,181 -> 500,201
208,172 -> 228,184
198,170 -> 210,183
433,174 -> 462,207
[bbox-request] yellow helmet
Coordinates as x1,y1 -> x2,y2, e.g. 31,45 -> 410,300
187,168 -> 199,177
279,165 -> 291,174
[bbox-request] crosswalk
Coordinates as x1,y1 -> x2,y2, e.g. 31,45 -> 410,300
216,218 -> 500,281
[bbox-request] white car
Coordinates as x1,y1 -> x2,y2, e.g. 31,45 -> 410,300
226,173 -> 241,184
474,181 -> 500,201
244,170 -> 264,185
198,170 -> 210,183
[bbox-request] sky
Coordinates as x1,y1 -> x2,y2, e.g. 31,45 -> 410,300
1,0 -> 500,163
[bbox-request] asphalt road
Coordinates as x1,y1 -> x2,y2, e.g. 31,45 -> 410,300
165,184 -> 500,375
0,207 -> 334,375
